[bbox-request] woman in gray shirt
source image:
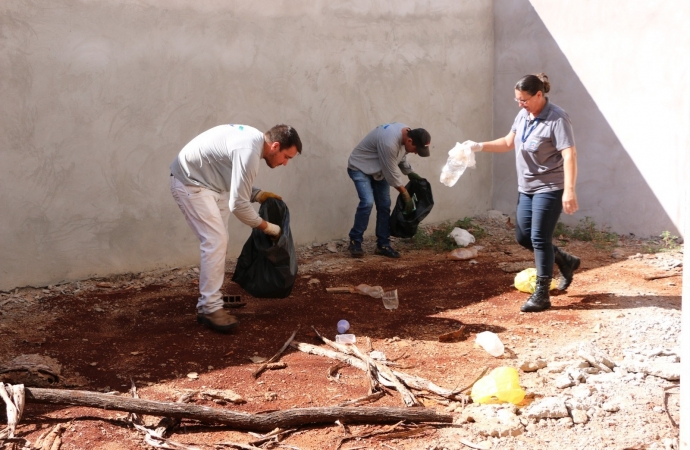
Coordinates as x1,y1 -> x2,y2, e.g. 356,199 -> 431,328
464,73 -> 580,313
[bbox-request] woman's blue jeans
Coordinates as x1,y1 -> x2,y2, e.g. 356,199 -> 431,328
515,190 -> 563,277
347,168 -> 391,247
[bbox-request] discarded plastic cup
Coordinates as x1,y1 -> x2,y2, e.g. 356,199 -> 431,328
382,289 -> 399,310
475,331 -> 505,357
335,334 -> 356,344
355,284 -> 384,299
337,319 -> 350,334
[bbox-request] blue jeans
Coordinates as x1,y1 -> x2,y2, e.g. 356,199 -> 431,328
348,168 -> 391,247
515,190 -> 563,278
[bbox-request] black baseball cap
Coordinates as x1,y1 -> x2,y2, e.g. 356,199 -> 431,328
408,128 -> 431,157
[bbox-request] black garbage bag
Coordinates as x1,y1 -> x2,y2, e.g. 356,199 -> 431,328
389,177 -> 434,238
232,198 -> 297,298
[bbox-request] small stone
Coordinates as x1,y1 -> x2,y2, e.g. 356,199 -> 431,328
187,372 -> 199,379
602,401 -> 620,412
519,358 -> 548,373
523,397 -> 569,419
554,375 -> 574,389
571,409 -> 589,424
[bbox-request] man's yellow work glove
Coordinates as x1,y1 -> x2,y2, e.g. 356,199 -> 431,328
256,191 -> 282,204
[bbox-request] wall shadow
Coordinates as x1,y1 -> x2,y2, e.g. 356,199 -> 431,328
492,0 -> 680,238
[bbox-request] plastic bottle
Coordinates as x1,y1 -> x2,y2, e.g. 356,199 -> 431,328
440,142 -> 476,187
447,247 -> 479,261
337,319 -> 350,334
354,284 -> 384,298
475,331 -> 505,357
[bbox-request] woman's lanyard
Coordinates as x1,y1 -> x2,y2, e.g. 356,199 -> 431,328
521,117 -> 541,145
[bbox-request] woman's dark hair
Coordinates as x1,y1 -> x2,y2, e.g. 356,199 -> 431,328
515,73 -> 551,96
265,124 -> 302,154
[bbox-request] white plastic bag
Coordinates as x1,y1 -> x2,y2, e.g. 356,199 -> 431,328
440,142 -> 477,187
449,227 -> 475,247
475,331 -> 505,357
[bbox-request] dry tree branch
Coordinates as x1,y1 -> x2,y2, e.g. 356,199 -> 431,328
252,330 -> 297,379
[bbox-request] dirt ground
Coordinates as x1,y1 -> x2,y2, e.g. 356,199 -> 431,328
0,215 -> 682,450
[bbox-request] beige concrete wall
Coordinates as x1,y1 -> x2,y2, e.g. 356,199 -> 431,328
0,0 -> 494,290
492,0 -> 689,238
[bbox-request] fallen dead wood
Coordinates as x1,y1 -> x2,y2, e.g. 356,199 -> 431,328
23,387 -> 451,431
312,328 -> 420,407
325,286 -> 355,294
643,271 -> 682,281
251,330 -> 296,379
438,325 -> 467,342
291,341 -> 469,402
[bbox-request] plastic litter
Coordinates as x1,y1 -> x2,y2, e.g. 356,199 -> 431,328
337,319 -> 350,334
440,142 -> 477,187
470,367 -> 526,405
382,289 -> 399,310
449,227 -> 475,247
514,268 -> 558,293
354,284 -> 384,298
335,334 -> 356,344
447,247 -> 479,261
475,331 -> 505,357
369,350 -> 386,361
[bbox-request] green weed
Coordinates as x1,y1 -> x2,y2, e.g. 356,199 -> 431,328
659,231 -> 681,251
555,217 -> 618,249
412,217 -> 486,251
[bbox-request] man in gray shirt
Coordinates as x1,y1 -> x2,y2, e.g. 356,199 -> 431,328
347,123 -> 431,258
171,124 -> 302,332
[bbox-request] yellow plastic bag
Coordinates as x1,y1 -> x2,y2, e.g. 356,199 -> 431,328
470,367 -> 526,405
514,268 -> 557,293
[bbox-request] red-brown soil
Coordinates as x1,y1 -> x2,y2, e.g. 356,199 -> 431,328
0,218 -> 682,449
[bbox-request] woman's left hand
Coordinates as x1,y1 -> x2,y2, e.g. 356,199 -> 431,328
562,191 -> 579,215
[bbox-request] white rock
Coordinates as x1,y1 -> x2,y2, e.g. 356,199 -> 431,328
554,375 -> 574,389
571,409 -> 589,424
577,343 -> 616,373
465,405 -> 524,438
523,397 -> 569,419
620,360 -> 680,381
602,401 -> 620,412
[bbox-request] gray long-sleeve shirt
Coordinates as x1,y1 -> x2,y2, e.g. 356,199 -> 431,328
170,124 -> 264,228
347,122 -> 413,187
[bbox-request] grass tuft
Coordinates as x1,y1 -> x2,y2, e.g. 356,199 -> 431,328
412,217 -> 486,251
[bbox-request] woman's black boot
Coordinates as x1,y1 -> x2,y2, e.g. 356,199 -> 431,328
520,276 -> 552,312
554,246 -> 581,290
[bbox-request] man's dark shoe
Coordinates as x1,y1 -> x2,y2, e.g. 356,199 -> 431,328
375,245 -> 400,258
554,246 -> 581,290
348,240 -> 364,258
197,309 -> 238,333
520,276 -> 552,313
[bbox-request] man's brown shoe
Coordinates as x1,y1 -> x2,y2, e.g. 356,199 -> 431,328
197,309 -> 238,333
